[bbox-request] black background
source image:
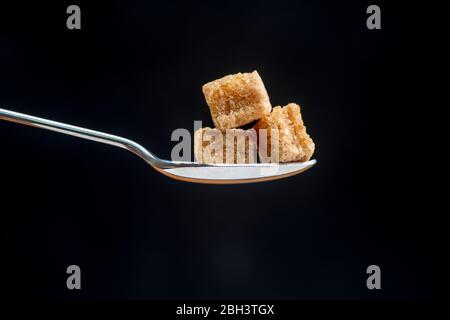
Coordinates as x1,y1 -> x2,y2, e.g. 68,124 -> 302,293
0,0 -> 444,299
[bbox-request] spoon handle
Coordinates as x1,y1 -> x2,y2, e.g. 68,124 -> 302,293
0,107 -> 159,165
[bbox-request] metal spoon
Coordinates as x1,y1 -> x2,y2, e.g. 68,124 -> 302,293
0,108 -> 316,184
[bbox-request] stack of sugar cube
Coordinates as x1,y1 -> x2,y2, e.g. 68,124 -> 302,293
195,71 -> 315,164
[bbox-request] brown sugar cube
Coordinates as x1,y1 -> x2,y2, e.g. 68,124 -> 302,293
254,103 -> 315,163
194,127 -> 257,164
202,71 -> 272,130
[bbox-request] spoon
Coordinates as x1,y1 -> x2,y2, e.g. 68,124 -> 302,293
0,107 -> 316,184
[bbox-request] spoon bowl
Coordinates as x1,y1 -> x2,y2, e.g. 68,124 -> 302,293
158,161 -> 316,184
